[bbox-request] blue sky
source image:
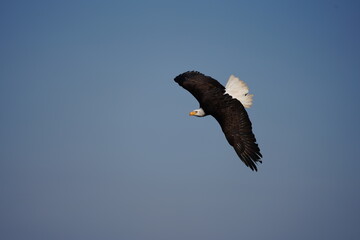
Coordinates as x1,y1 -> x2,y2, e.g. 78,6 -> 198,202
1,0 -> 360,239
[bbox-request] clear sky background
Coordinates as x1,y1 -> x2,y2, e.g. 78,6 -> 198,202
1,0 -> 360,239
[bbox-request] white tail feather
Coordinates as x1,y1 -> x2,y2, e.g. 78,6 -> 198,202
225,75 -> 253,108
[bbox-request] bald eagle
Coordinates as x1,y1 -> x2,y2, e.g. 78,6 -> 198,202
174,71 -> 262,171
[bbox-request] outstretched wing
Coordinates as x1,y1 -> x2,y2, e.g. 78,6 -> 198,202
213,94 -> 262,171
174,71 -> 225,106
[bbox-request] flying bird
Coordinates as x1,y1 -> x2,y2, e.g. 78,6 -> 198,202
174,71 -> 262,171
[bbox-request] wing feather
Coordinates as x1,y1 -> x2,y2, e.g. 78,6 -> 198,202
174,71 -> 225,106
212,95 -> 262,171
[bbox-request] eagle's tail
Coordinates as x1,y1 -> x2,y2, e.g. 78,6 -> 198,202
225,75 -> 253,108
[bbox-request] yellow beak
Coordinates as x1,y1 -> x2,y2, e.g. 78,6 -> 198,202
189,111 -> 196,116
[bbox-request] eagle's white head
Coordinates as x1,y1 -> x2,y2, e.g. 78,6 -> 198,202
189,108 -> 206,117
